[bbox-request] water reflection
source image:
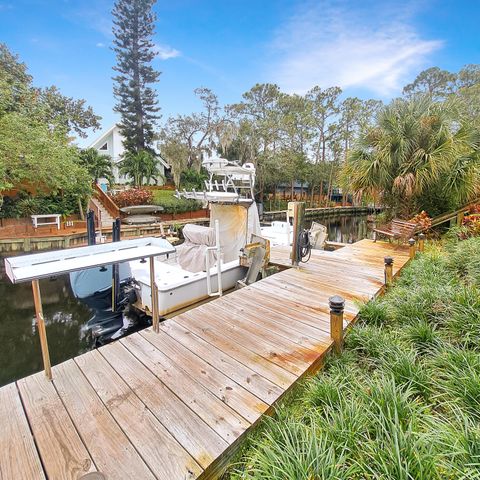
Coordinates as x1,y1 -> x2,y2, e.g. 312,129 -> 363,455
322,215 -> 373,244
0,273 -> 92,387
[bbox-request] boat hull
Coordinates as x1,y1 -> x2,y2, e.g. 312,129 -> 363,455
132,259 -> 247,316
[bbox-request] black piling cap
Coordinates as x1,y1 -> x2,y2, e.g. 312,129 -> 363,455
329,295 -> 345,314
409,238 -> 416,246
419,233 -> 426,240
384,256 -> 394,266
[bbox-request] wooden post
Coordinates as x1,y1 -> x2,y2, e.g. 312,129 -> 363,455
457,211 -> 464,226
329,295 -> 345,354
384,256 -> 394,287
290,201 -> 305,266
149,257 -> 159,333
418,233 -> 425,253
32,280 -> 52,380
409,238 -> 416,259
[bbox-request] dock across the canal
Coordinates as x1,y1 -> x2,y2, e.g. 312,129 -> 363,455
0,239 -> 411,479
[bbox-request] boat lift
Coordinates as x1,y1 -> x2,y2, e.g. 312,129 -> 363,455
4,237 -> 175,380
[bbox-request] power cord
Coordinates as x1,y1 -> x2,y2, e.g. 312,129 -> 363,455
297,229 -> 312,263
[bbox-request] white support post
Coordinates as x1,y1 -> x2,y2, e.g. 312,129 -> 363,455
206,220 -> 223,297
149,257 -> 159,332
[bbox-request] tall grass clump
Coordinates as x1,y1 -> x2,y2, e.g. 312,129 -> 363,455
228,236 -> 480,479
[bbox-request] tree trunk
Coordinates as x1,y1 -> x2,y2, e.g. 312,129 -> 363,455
326,165 -> 334,206
78,197 -> 85,220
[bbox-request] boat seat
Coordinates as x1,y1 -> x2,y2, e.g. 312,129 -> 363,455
177,224 -> 217,273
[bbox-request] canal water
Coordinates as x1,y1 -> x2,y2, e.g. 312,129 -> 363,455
0,214 -> 373,387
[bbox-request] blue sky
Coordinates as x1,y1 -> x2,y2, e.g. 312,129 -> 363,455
0,0 -> 479,145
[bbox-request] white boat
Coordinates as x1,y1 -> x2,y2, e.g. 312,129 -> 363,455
64,158 -> 263,329
128,157 -> 262,316
261,219 -> 328,249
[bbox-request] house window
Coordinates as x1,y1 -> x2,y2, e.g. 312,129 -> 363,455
99,142 -> 108,151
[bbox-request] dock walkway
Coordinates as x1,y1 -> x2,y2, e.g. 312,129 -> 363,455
0,240 -> 410,480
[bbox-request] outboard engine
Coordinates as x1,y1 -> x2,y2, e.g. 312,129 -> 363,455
70,265 -> 149,346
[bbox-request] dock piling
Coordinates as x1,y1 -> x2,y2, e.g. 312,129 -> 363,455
329,295 -> 345,353
290,202 -> 305,266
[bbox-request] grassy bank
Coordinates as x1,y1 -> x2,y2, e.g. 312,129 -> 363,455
228,235 -> 480,479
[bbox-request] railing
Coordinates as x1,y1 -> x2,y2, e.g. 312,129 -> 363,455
416,197 -> 480,232
263,205 -> 380,220
93,183 -> 120,219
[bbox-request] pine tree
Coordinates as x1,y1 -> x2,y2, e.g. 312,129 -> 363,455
112,0 -> 160,154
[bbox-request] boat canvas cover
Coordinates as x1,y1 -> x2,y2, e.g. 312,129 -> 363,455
210,203 -> 261,263
176,224 -> 217,273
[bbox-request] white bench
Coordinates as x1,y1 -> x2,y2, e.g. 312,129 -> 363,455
31,214 -> 61,230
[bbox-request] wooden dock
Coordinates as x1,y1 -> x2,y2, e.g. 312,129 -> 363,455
0,239 -> 410,480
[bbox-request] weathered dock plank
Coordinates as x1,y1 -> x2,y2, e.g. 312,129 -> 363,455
75,350 -> 203,479
0,383 -> 45,480
0,239 -> 410,479
121,333 -> 250,443
157,320 -> 285,404
138,328 -> 269,423
174,312 -> 297,388
53,360 -> 156,479
100,341 -> 227,471
17,372 -> 96,479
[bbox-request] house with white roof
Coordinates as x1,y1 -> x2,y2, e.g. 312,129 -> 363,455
88,124 -> 169,185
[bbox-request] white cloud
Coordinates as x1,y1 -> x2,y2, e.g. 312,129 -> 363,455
155,44 -> 181,60
96,42 -> 105,48
268,0 -> 443,96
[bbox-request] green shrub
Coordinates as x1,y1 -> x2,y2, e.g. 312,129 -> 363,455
231,418 -> 358,479
180,168 -> 208,190
0,192 -> 79,218
433,348 -> 480,420
445,236 -> 480,287
403,320 -> 441,354
443,286 -> 480,348
152,189 -> 202,214
358,299 -> 390,326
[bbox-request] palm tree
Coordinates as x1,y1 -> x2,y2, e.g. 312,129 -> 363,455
342,95 -> 480,218
118,150 -> 162,187
78,148 -> 113,184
